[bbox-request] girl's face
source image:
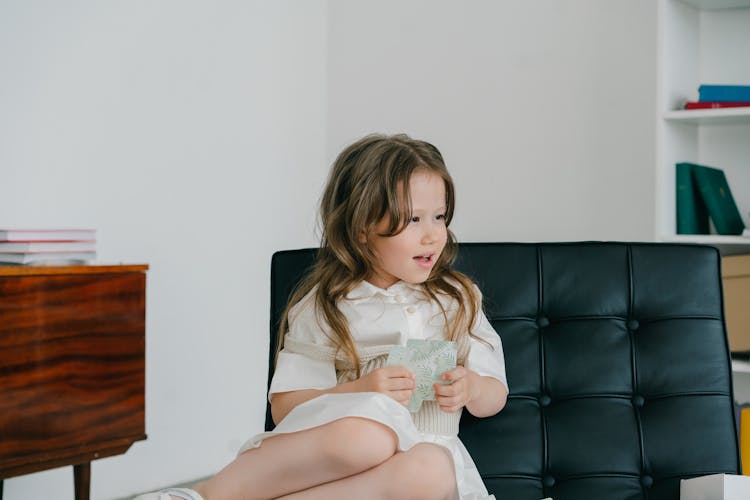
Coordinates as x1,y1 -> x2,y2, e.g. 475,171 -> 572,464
365,169 -> 448,289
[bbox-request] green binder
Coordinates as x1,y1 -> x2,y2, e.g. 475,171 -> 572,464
676,163 -> 710,234
691,164 -> 746,235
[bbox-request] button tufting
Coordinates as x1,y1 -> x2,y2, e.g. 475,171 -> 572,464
537,317 -> 550,328
539,394 -> 552,407
395,295 -> 405,303
543,475 -> 555,488
633,395 -> 645,407
405,306 -> 416,314
641,475 -> 653,488
628,319 -> 640,331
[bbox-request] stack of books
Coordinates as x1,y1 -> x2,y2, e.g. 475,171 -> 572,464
683,84 -> 750,110
676,163 -> 746,236
0,229 -> 97,265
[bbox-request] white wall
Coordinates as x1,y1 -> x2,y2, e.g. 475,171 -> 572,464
0,1 -> 327,499
0,1 -> 656,499
326,0 -> 657,242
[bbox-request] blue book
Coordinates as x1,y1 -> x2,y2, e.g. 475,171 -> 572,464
699,84 -> 750,102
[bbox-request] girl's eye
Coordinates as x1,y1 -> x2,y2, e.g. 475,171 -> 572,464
435,214 -> 446,221
409,216 -> 420,223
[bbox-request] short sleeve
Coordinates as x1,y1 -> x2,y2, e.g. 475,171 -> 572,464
465,286 -> 508,392
269,293 -> 337,401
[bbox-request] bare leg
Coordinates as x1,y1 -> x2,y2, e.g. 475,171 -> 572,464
275,443 -> 457,500
191,417 -> 398,500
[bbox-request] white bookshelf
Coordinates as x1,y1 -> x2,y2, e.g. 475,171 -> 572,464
664,107 -> 750,125
662,234 -> 750,255
656,0 -> 750,254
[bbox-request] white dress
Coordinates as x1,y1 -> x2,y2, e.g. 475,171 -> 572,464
241,280 -> 507,500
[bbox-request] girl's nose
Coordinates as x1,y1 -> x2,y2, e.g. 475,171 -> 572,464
422,225 -> 438,244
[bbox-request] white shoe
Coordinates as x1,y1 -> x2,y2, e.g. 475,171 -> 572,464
134,487 -> 205,500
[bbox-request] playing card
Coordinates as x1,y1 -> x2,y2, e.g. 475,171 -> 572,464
385,339 -> 457,412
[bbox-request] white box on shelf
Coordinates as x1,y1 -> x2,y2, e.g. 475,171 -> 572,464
680,474 -> 750,499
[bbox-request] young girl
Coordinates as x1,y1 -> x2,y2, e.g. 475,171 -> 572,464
138,133 -> 508,500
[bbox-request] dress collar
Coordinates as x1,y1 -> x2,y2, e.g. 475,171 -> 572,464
345,280 -> 424,301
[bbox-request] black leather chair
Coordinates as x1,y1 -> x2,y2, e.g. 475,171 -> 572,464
266,242 -> 740,500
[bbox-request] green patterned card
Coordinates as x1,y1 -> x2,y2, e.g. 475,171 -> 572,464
386,339 -> 457,412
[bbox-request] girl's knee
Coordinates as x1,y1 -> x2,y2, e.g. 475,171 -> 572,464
319,417 -> 398,472
395,443 -> 456,500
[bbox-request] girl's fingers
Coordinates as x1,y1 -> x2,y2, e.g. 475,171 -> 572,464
365,368 -> 413,393
434,380 -> 462,397
441,366 -> 467,383
390,377 -> 415,390
383,365 -> 415,379
436,379 -> 466,411
436,394 -> 462,407
434,384 -> 451,397
391,389 -> 413,404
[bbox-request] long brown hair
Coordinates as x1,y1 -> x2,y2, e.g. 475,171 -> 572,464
277,133 -> 484,377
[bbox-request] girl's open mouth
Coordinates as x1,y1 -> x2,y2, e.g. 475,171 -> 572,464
413,254 -> 435,268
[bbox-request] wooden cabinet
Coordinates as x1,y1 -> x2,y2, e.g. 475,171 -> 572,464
0,264 -> 148,500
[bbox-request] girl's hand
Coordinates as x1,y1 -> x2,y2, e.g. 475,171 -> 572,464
434,366 -> 481,413
354,366 -> 415,406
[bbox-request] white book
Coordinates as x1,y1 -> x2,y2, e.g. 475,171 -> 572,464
0,229 -> 96,242
0,241 -> 96,252
0,251 -> 96,265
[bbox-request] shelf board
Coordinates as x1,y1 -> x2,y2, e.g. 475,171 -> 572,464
663,107 -> 750,125
661,235 -> 750,255
663,234 -> 750,244
662,234 -> 750,245
679,0 -> 750,10
733,359 -> 750,373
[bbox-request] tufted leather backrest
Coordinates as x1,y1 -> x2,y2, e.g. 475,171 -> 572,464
266,243 -> 740,500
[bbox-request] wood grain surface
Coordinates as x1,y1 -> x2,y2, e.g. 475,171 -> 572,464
0,268 -> 147,478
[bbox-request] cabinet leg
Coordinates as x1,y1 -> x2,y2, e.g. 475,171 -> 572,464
74,463 -> 91,500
